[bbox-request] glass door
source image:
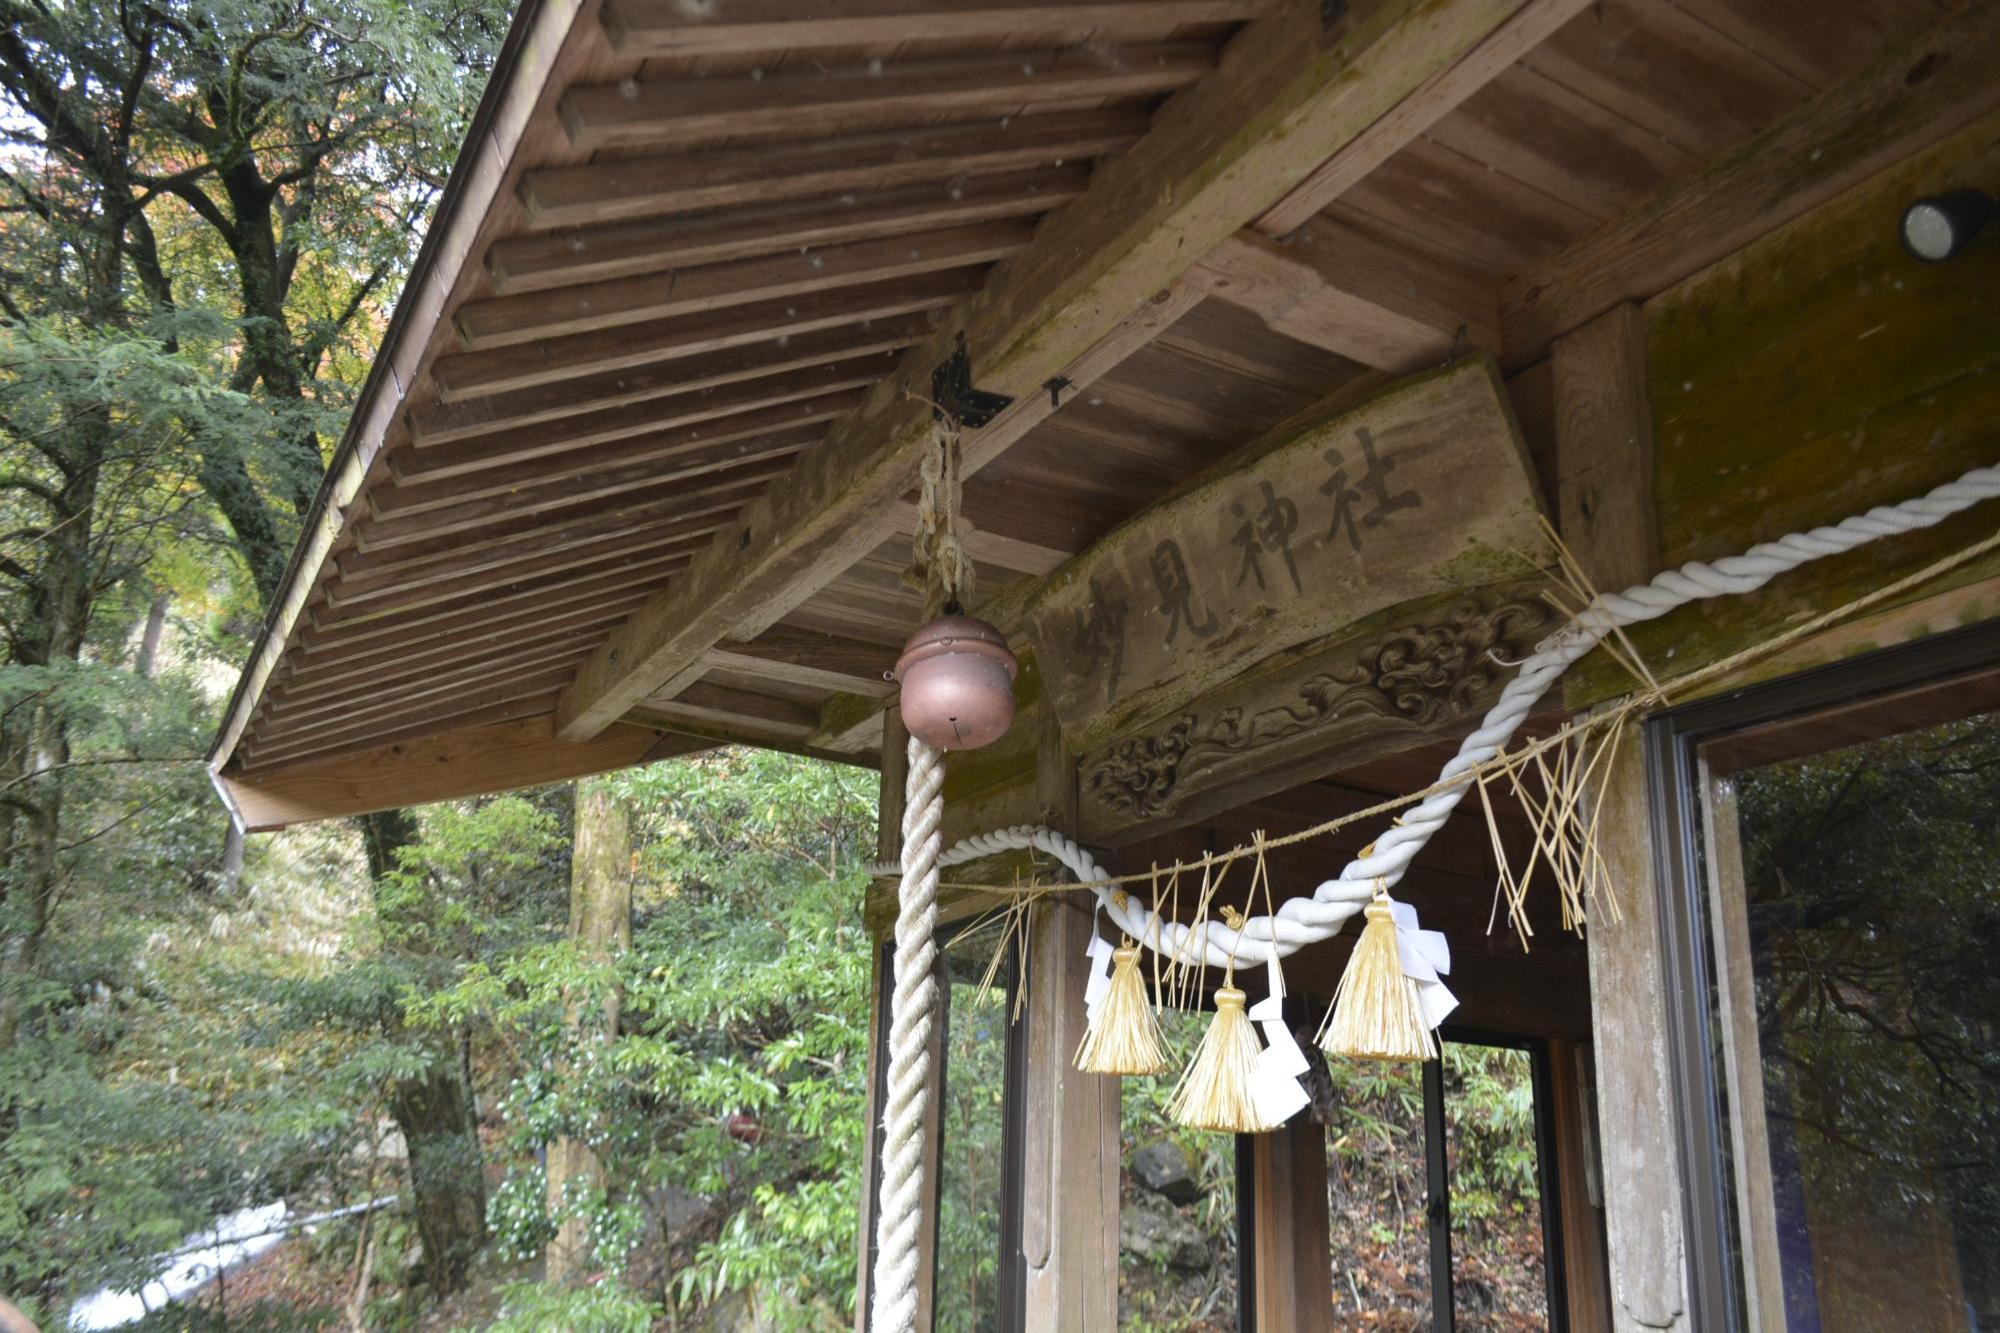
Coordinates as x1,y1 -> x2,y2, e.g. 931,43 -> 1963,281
1649,626 -> 2000,1331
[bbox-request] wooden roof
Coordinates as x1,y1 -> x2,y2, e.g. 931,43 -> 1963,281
211,0 -> 1995,830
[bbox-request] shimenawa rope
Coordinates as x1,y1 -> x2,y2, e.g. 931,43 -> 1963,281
925,463 -> 2000,972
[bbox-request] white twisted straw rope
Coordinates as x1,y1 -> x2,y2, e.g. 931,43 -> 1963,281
932,464 -> 2000,971
871,735 -> 945,1333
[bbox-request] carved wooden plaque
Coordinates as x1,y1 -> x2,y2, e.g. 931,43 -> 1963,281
1075,583 -> 1554,843
1025,358 -> 1547,750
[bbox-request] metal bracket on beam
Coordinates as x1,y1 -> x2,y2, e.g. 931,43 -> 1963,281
931,333 -> 1015,429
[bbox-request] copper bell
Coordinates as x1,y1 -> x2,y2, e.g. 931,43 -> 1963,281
894,613 -> 1018,751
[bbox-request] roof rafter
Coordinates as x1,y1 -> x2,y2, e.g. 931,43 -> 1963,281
553,0 -> 1568,743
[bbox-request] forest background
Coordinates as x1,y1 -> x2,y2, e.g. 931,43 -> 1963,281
0,2 -> 1547,1328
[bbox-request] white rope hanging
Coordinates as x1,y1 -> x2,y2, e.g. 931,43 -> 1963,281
930,463 -> 2000,971
871,424 -> 977,1333
870,733 -> 944,1333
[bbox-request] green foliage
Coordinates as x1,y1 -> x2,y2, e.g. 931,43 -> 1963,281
478,1280 -> 664,1333
422,749 -> 877,1327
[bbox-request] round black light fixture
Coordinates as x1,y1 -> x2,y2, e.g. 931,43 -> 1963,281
1900,188 -> 1994,263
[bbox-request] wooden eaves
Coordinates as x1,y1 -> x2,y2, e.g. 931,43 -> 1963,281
210,0 -> 2000,832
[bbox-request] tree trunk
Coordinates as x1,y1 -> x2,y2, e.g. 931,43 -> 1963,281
358,808 -> 489,1295
134,591 -> 168,678
546,781 -> 632,1285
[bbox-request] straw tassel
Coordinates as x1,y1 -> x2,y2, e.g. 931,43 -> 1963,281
1319,893 -> 1437,1063
1076,942 -> 1171,1076
1167,983 -> 1274,1133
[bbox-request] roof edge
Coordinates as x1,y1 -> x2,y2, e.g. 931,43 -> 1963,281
208,0 -> 583,777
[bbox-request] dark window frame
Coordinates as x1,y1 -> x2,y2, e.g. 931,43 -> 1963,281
1642,616 -> 2000,1331
1425,1029 -> 1571,1333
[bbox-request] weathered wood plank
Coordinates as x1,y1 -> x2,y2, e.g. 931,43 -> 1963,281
560,43 -> 1215,153
554,0 -> 1560,743
435,273 -> 973,401
517,108 -> 1149,230
377,399 -> 854,517
243,669 -> 585,768
455,224 -> 1024,349
489,168 -> 1085,296
1027,358 -> 1546,752
221,717 -> 698,832
398,377 -> 877,482
409,328 -> 918,446
604,0 -> 1274,55
1503,2 -> 2000,363
1255,0 -> 1596,235
357,451 -> 799,553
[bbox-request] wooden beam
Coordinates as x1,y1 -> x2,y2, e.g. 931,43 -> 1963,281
271,607 -> 624,701
1503,2 -> 2000,364
1191,215 -> 1497,369
262,635 -> 603,727
435,273 -> 974,401
377,401 -> 853,518
637,680 -> 823,740
605,0 -> 1275,55
1254,0 -> 1595,235
242,669 -> 585,769
489,167 -> 1086,295
356,450 -> 800,553
559,43 -> 1214,153
324,520 -> 706,611
517,108 -> 1149,230
555,0 -> 1538,742
701,626 -> 898,698
280,601 -> 640,692
410,325 -> 920,445
303,551 -> 684,645
335,486 -> 754,583
454,222 -> 1029,349
398,377 -> 878,484
220,717 -> 702,833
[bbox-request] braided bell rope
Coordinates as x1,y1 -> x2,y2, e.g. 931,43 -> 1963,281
929,464 -> 2000,971
870,733 -> 945,1333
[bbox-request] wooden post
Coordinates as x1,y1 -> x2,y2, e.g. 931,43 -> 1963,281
1020,709 -> 1120,1329
1546,1039 -> 1614,1332
1553,302 -> 1658,598
1582,744 -> 1691,1331
1252,1115 -> 1336,1333
1555,303 -> 1686,1330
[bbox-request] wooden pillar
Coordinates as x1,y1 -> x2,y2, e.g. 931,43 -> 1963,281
1583,743 -> 1690,1332
1547,1039 -> 1614,1332
857,706 -> 948,1331
1553,302 -> 1658,597
1252,1115 -> 1336,1333
1020,709 -> 1120,1329
1555,303 -> 1687,1331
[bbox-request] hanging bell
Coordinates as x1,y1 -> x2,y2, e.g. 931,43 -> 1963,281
894,613 -> 1018,751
